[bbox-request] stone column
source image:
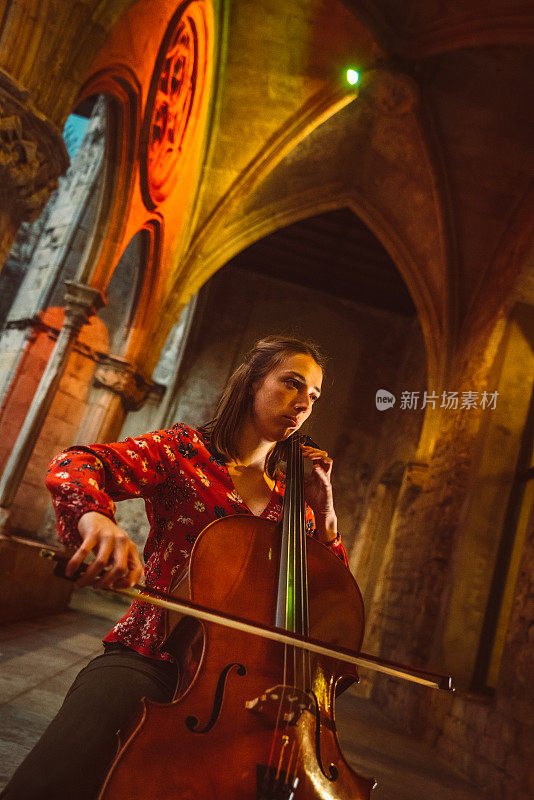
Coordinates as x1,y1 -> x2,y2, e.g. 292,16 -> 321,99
0,281 -> 103,531
0,68 -> 69,271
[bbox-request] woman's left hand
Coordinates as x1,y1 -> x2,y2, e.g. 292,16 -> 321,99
301,445 -> 338,542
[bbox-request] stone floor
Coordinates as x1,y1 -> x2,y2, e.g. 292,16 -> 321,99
0,590 -> 491,799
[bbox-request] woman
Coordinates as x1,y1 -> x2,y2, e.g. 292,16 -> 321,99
2,335 -> 348,800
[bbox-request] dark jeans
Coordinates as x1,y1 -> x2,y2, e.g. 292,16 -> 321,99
1,644 -> 180,800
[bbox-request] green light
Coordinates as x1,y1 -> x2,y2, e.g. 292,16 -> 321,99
346,68 -> 359,86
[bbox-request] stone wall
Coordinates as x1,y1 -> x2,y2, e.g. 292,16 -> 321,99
360,309 -> 534,799
342,316 -> 426,612
422,509 -> 534,800
0,308 -> 109,535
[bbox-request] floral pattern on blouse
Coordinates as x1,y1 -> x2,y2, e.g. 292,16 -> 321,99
46,424 -> 349,662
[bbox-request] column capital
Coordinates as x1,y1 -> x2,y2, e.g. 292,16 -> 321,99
64,281 -> 105,331
93,354 -> 163,412
0,69 -> 69,223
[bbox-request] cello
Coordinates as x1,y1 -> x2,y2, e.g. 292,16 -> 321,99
42,433 -> 452,799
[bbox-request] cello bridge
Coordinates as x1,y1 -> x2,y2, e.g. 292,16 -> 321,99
245,685 -> 313,726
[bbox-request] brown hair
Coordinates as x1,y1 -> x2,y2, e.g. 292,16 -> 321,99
199,335 -> 325,477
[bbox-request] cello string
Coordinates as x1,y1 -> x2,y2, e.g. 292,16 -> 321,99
300,436 -> 311,693
293,433 -> 309,694
274,735 -> 290,781
294,434 -> 304,695
293,434 -> 300,685
285,738 -> 298,784
282,436 -> 301,782
290,435 -> 311,785
267,433 -> 297,778
284,433 -> 296,685
265,433 -> 313,787
266,642 -> 289,772
303,438 -> 312,694
297,435 -> 306,695
293,434 -> 307,781
289,434 -> 309,785
287,434 -> 304,785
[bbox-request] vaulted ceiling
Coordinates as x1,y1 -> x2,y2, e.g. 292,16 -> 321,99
226,208 -> 416,316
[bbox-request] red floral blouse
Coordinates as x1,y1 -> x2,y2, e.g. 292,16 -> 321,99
46,423 -> 349,661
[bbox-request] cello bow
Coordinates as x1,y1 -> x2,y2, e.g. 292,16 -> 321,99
41,546 -> 454,691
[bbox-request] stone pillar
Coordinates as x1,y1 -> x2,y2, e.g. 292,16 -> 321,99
0,282 -> 103,531
0,69 -> 69,271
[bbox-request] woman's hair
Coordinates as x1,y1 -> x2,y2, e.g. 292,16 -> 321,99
199,335 -> 325,477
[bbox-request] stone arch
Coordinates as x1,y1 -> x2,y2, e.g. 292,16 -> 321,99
181,189 -> 441,394
70,0 -> 217,373
154,199 -> 429,570
0,93 -> 108,406
98,228 -> 152,355
156,85 -> 361,344
363,204 -> 534,696
43,95 -> 108,309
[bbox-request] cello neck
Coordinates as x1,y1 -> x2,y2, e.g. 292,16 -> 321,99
275,434 -> 309,637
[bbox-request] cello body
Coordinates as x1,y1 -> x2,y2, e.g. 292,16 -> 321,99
98,515 -> 375,800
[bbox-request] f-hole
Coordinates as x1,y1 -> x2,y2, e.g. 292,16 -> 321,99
185,662 -> 246,733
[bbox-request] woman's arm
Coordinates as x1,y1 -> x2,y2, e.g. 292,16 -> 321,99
46,429 -> 173,587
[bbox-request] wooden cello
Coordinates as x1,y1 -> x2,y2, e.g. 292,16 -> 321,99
41,434 -> 452,798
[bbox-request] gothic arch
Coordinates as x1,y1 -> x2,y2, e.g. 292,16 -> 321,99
156,83 -> 360,335
98,218 -> 162,360
177,189 -> 441,395
68,0 -> 217,373
72,66 -> 143,291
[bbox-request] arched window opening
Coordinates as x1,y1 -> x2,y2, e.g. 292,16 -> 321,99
63,97 -> 96,160
99,230 -> 148,355
151,294 -> 200,427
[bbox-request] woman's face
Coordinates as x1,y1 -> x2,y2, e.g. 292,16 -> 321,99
251,352 -> 323,442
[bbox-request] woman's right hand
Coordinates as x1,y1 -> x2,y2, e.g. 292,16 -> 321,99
66,511 -> 144,589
